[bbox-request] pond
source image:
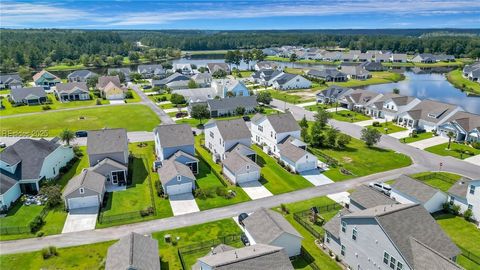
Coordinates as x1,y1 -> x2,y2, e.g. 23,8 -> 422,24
364,71 -> 480,114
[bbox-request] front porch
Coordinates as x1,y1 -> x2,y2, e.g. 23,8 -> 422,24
59,93 -> 90,102
396,117 -> 416,129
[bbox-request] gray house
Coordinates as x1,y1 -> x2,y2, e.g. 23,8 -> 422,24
348,185 -> 397,212
359,61 -> 385,71
62,169 -> 106,210
438,111 -> 480,143
108,68 -> 131,82
10,87 -> 47,105
191,73 -> 212,87
396,99 -> 461,131
207,63 -> 230,74
306,69 -> 347,82
105,232 -> 160,270
0,74 -> 22,89
324,204 -> 461,270
243,208 -> 303,257
55,82 -> 90,101
67,70 -> 98,83
206,96 -> 258,117
158,158 -> 196,196
87,128 -> 129,186
152,72 -> 190,89
137,64 -> 165,78
193,244 -> 293,270
316,85 -> 352,104
222,148 -> 260,184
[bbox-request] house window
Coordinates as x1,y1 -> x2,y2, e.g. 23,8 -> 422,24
209,131 -> 214,138
390,256 -> 396,269
326,234 -> 330,243
449,197 -> 455,205
271,131 -> 274,138
341,221 -> 347,233
208,142 -> 212,149
341,245 -> 345,256
383,252 -> 390,265
246,165 -> 250,170
177,175 -> 181,181
79,188 -> 84,194
352,228 -> 358,240
468,204 -> 473,210
397,261 -> 403,270
470,185 -> 475,195
258,125 -> 263,132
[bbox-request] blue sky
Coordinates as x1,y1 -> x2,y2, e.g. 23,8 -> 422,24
1,0 -> 479,29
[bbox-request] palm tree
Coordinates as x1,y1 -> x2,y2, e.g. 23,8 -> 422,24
447,131 -> 455,150
59,129 -> 75,146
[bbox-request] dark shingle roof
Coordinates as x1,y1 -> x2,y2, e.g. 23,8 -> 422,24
278,141 -> 308,162
0,172 -> 19,194
244,208 -> 302,244
96,76 -> 121,89
349,185 -> 397,209
154,124 -> 194,148
10,87 -> 46,101
87,128 -> 128,156
409,238 -> 463,270
0,74 -> 22,84
273,73 -> 298,85
206,96 -> 258,111
105,233 -> 160,270
317,85 -> 351,98
391,175 -> 441,203
323,208 -> 351,239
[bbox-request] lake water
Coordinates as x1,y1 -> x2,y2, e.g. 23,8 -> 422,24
364,72 -> 480,114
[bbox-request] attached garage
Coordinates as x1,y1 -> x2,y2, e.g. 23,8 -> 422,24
62,169 -> 106,211
158,159 -> 196,197
223,151 -> 260,184
296,160 -> 317,172
67,195 -> 99,210
166,182 -> 193,196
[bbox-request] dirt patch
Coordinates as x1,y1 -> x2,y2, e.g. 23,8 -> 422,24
342,157 -> 353,163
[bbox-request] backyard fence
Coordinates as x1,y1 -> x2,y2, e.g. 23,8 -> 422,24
415,172 -> 458,185
177,233 -> 244,270
313,151 -> 339,167
195,148 -> 229,187
1,202 -> 52,235
293,203 -> 343,240
459,246 -> 480,266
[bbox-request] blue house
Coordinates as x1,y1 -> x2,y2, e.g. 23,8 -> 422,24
33,70 -> 61,89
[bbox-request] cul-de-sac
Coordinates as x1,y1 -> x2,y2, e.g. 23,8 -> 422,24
1,2 -> 480,270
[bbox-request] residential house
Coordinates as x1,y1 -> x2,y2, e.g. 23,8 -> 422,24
205,96 -> 258,117
436,54 -> 456,62
211,78 -> 249,98
87,128 -> 129,186
243,208 -> 303,257
191,73 -> 212,87
172,87 -> 218,103
448,179 -> 480,223
340,64 -> 371,80
62,169 -> 106,210
316,85 -> 353,104
0,138 -> 74,209
322,51 -> 343,61
323,204 -> 461,270
105,233 -> 160,270
193,244 -> 293,270
277,136 -> 318,173
396,99 -> 461,131
108,68 -> 131,82
391,53 -> 408,63
96,76 -> 125,100
462,62 -> 480,82
359,61 -> 385,71
374,53 -> 391,63
204,118 -> 251,162
390,175 -> 448,213
222,147 -> 260,184
366,94 -> 421,121
207,63 -> 230,74
306,69 -> 347,82
251,69 -> 283,86
272,73 -> 311,90
137,64 -> 165,78
67,70 -> 98,83
10,87 -> 47,105
262,47 -> 280,56
33,70 -> 61,89
411,53 -> 454,63
152,73 -> 191,90
356,53 -> 373,62
254,61 -> 282,71
55,82 -> 90,101
348,185 -> 397,212
438,111 -> 480,143
0,74 -> 22,89
338,89 -> 383,111
158,158 -> 196,196
172,63 -> 194,75
341,52 -> 356,62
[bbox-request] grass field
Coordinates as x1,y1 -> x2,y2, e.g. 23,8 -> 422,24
330,110 -> 371,122
447,69 -> 480,95
425,142 -> 480,160
366,122 -> 407,134
383,60 -> 465,68
0,105 -> 160,137
46,64 -> 86,71
265,56 -> 339,66
409,172 -> 462,192
253,145 -> 313,194
328,71 -> 404,88
400,132 -> 433,143
266,90 -> 316,104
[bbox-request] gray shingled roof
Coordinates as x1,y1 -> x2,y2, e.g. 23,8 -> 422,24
273,73 -> 298,85
0,74 -> 22,84
105,233 -> 160,270
0,172 -> 18,194
349,185 -> 397,209
278,141 -> 308,162
447,178 -> 474,199
409,238 -> 463,270
0,138 -> 61,180
87,128 -> 128,156
194,244 -> 293,270
207,96 -> 258,111
96,76 -> 121,89
244,208 -> 302,244
391,175 -> 440,203
316,85 -> 351,98
10,87 -> 46,101
207,63 -> 230,73
62,169 -> 106,197
223,151 -> 259,174
406,99 -> 460,123
446,111 -> 480,132
154,124 -> 194,148
157,72 -> 190,84
55,82 -> 88,94
262,112 -> 300,133
67,70 -> 97,79
323,208 -> 351,239
209,118 -> 251,141
158,159 -> 195,185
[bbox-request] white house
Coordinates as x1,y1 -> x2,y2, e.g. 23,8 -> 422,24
396,99 -> 462,131
390,175 -> 448,213
243,208 -> 303,257
338,89 -> 383,111
222,149 -> 260,184
365,94 -> 421,121
271,73 -> 312,90
172,63 -> 194,75
448,179 -> 480,224
278,136 -> 318,173
204,118 -> 252,162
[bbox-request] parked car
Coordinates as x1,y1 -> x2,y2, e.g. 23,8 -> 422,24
75,130 -> 88,137
242,116 -> 251,121
0,142 -> 6,148
241,233 -> 250,246
369,182 -> 392,195
143,85 -> 152,90
238,213 -> 249,226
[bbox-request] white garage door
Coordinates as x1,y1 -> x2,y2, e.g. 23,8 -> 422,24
236,171 -> 260,184
167,182 -> 192,196
297,161 -> 317,172
68,196 -> 99,210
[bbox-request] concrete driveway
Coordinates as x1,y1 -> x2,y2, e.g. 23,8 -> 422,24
62,207 -> 98,234
388,130 -> 411,139
239,181 -> 273,200
300,169 -> 334,186
408,136 -> 448,150
169,193 -> 200,216
327,192 -> 350,204
355,119 -> 377,127
464,155 -> 480,166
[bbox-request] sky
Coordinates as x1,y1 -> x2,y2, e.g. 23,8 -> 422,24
1,0 -> 479,30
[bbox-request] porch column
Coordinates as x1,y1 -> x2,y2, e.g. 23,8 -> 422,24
35,181 -> 40,192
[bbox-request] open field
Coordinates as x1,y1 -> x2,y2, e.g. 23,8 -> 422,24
382,60 -> 466,68
267,89 -> 316,104
447,69 -> 480,95
45,64 -> 86,71
328,71 -> 404,88
409,172 -> 462,192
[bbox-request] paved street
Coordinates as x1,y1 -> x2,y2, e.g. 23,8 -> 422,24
128,83 -> 175,124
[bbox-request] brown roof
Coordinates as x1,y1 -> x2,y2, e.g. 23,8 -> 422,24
446,111 -> 480,131
406,99 -> 459,123
97,76 -> 121,90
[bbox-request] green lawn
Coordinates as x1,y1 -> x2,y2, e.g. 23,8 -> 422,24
0,241 -> 114,270
125,90 -> 142,103
447,69 -> 480,95
266,90 -> 316,104
330,110 -> 371,122
310,136 -> 412,181
328,71 -> 404,88
177,108 -> 278,127
425,142 -> 480,160
273,197 -> 342,270
383,60 -> 465,68
0,89 -> 11,95
435,213 -> 480,270
400,132 -> 433,143
0,105 -> 160,137
366,122 -> 407,134
194,159 -> 250,210
46,64 -> 86,71
408,172 -> 462,192
252,145 -> 313,194
304,103 -> 335,112
152,219 -> 244,270
265,55 -> 340,66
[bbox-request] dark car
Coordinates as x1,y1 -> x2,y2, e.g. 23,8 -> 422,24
75,131 -> 88,137
242,116 -> 251,122
241,233 -> 250,246
143,85 -> 152,89
238,213 -> 249,226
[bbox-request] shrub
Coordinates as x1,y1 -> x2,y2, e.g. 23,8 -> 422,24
280,204 -> 289,214
471,142 -> 480,150
42,105 -> 51,110
464,209 -> 473,221
215,187 -> 228,197
36,231 -> 44,237
39,185 -> 62,209
96,98 -> 102,105
194,188 -> 207,200
125,91 -> 133,99
451,204 -> 461,215
140,207 -> 154,217
155,180 -> 164,197
175,112 -> 187,118
29,216 -> 44,233
372,121 -> 380,127
42,246 -> 58,259
442,202 -> 450,212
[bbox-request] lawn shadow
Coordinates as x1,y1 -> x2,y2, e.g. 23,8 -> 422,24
432,212 -> 455,220
57,156 -> 83,187
259,175 -> 269,185
369,146 -> 389,153
4,200 -> 23,217
160,258 -> 170,270
128,156 -> 148,187
196,160 -> 210,179
255,155 -> 266,167
101,192 -> 113,211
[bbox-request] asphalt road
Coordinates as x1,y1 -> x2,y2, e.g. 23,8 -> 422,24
128,83 -> 175,124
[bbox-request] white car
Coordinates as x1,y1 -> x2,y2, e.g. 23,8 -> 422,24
369,182 -> 392,195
